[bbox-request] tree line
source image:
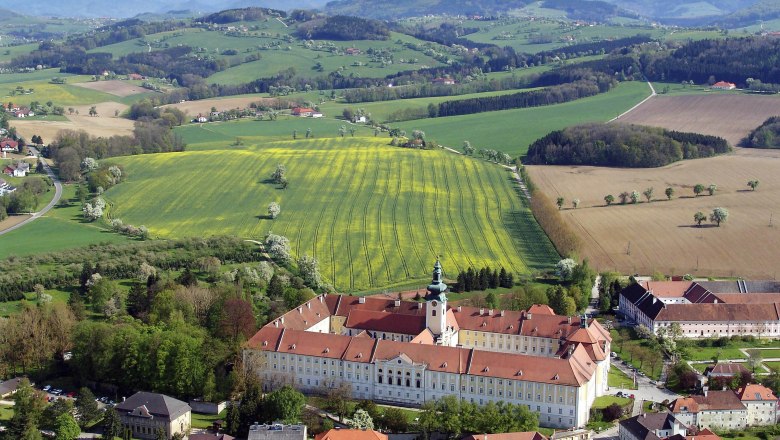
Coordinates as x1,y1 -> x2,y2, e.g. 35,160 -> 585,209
525,123 -> 730,168
0,236 -> 265,301
451,266 -> 514,293
296,15 -> 390,41
0,175 -> 53,219
743,116 -> 780,148
643,37 -> 780,87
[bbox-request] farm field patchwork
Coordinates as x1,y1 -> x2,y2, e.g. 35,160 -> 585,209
527,148 -> 780,279
12,102 -> 135,140
72,80 -> 151,97
617,94 -> 780,146
395,81 -> 652,156
103,136 -> 559,291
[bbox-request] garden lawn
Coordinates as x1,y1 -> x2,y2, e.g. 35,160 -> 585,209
395,81 -> 652,157
684,347 -> 747,362
592,395 -> 632,409
192,410 -> 227,429
752,348 -> 780,358
0,405 -> 13,421
608,367 -> 637,390
762,361 -> 780,371
104,136 -> 559,291
610,328 -> 664,380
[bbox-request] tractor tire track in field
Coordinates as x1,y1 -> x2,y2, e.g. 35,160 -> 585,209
360,154 -> 380,287
452,159 -> 491,269
311,144 -> 350,263
293,148 -> 339,258
345,147 -> 372,290
329,149 -> 362,290
473,160 -> 520,274
405,158 -> 426,276
493,165 -> 531,274
417,157 -> 438,265
441,160 -> 476,271
391,159 -> 411,280
375,161 -> 393,284
430,164 -> 461,274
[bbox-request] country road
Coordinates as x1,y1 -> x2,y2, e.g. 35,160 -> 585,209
0,147 -> 63,236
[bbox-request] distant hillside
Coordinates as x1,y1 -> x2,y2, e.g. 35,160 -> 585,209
2,1 -> 328,18
604,0 -> 760,19
0,7 -> 22,20
324,0 -> 534,19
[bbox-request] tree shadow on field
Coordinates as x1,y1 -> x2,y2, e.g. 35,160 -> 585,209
736,189 -> 754,193
678,224 -> 719,229
256,214 -> 274,220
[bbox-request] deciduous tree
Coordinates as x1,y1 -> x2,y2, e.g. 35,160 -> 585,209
710,207 -> 729,226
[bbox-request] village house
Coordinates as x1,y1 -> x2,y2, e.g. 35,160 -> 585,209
128,73 -> 145,80
114,391 -> 191,440
0,377 -> 25,399
345,48 -> 361,56
315,429 -> 385,440
736,384 -> 778,425
618,280 -> 780,338
432,77 -> 456,85
711,81 -> 736,90
705,363 -> 749,379
291,107 -> 315,117
244,260 -> 612,429
1,138 -> 18,152
619,413 -> 688,440
669,384 -> 777,430
4,162 -> 30,177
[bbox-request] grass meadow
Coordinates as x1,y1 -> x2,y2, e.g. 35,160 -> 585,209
103,133 -> 558,291
395,81 -> 652,157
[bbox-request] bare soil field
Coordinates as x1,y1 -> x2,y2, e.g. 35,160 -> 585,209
163,96 -> 290,117
72,80 -> 148,97
618,94 -> 780,146
12,102 -> 134,140
0,214 -> 32,233
527,148 -> 780,279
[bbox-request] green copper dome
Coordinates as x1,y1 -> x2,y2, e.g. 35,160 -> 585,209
426,259 -> 447,301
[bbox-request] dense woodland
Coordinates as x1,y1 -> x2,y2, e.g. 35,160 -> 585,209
296,16 -> 390,41
743,116 -> 780,148
643,37 -> 780,86
525,123 -> 730,167
200,7 -> 285,24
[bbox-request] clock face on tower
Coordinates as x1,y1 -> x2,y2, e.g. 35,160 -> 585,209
432,301 -> 438,307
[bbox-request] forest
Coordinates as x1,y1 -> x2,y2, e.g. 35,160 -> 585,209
200,7 -> 286,24
643,37 -> 780,86
525,123 -> 730,167
743,116 -> 780,148
296,15 -> 390,40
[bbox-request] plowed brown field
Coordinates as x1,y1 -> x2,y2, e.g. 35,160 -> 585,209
618,94 -> 780,146
527,148 -> 780,278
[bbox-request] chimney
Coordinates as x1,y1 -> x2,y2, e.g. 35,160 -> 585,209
488,309 -> 494,316
307,302 -> 311,309
298,307 -> 303,314
418,302 -> 423,309
395,299 -> 401,307
580,315 -> 587,329
567,316 -> 572,324
500,310 -> 505,317
274,321 -> 279,327
319,295 -> 324,303
714,299 -> 718,304
457,306 -> 462,312
280,316 -> 285,324
479,308 -> 485,315
359,296 -> 366,304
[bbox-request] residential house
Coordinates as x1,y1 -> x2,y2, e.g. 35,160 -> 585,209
463,432 -> 548,440
311,112 -> 324,118
345,48 -> 361,55
244,260 -> 612,429
114,391 -> 191,440
432,77 -> 456,85
1,138 -> 18,152
354,116 -> 367,123
619,413 -> 687,440
736,384 -> 778,425
128,73 -> 145,80
291,107 -> 315,117
705,363 -> 749,378
711,81 -> 736,90
618,280 -> 780,338
4,162 -> 30,177
248,424 -> 307,440
0,377 -> 25,399
315,429 -> 387,440
0,178 -> 16,196
668,389 -> 748,430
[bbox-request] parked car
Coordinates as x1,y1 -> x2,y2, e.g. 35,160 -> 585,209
51,389 -> 62,396
66,391 -> 76,398
42,385 -> 51,392
616,391 -> 624,397
629,394 -> 635,399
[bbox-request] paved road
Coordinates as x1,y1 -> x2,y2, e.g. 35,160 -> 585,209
0,147 -> 63,236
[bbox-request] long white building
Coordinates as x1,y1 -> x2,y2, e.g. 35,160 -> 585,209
244,261 -> 612,429
619,281 -> 780,338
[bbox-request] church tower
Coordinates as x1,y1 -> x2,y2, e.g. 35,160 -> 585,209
425,259 -> 448,338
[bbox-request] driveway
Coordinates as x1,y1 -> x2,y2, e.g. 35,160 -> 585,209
0,146 -> 63,236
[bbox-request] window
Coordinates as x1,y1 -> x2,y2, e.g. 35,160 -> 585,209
432,310 -> 437,316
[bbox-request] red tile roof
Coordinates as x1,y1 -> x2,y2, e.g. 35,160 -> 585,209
316,430 -> 387,440
670,391 -> 746,413
463,432 -> 547,440
706,363 -> 749,376
686,428 -> 720,440
345,309 -> 426,335
527,304 -> 555,315
736,384 -> 777,401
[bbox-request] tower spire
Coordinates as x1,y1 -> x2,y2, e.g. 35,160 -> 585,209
426,257 -> 448,301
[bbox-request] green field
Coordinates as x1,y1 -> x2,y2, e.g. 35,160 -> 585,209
608,367 -> 637,390
1,79 -> 119,106
750,348 -> 780,358
103,134 -> 558,291
0,185 -> 131,260
592,395 -> 632,409
395,81 -> 652,157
